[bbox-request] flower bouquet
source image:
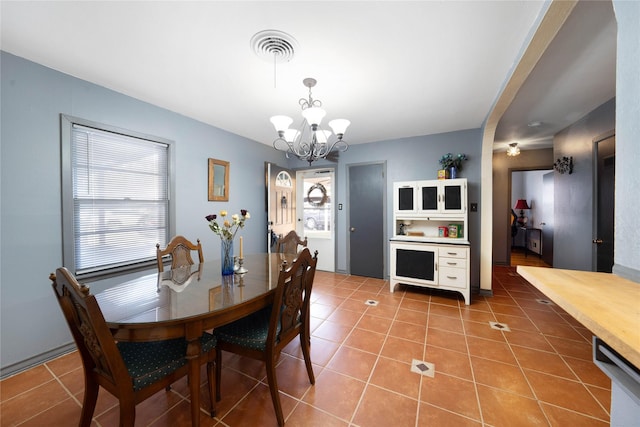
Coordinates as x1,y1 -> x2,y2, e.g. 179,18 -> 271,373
205,209 -> 250,275
438,153 -> 467,178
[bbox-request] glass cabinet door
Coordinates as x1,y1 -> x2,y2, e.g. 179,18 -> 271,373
398,187 -> 414,210
443,184 -> 462,211
394,182 -> 416,212
420,185 -> 438,211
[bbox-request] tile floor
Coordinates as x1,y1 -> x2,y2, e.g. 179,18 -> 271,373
0,266 -> 611,426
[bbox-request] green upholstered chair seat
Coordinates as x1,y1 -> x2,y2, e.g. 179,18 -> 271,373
213,307 -> 277,351
117,332 -> 216,391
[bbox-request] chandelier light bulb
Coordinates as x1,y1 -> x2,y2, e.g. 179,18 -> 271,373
507,142 -> 520,157
283,128 -> 299,143
270,115 -> 293,133
328,119 -> 350,138
314,130 -> 332,143
301,107 -> 326,128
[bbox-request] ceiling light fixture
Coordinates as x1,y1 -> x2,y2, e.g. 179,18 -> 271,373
507,142 -> 521,157
271,78 -> 350,165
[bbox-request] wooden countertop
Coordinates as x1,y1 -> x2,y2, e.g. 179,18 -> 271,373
517,266 -> 640,368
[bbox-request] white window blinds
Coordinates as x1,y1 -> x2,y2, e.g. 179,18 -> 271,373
71,124 -> 169,275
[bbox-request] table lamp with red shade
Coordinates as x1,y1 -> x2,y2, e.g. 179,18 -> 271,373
514,199 -> 530,226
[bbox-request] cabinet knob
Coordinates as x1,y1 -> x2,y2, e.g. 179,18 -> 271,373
350,227 -> 356,232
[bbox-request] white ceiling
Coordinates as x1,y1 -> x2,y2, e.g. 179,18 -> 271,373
0,1 -> 616,152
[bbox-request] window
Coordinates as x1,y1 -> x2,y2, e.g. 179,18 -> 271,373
302,177 -> 332,233
61,115 -> 173,278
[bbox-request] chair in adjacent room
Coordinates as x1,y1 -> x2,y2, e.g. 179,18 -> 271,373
50,267 -> 217,426
274,230 -> 307,254
213,248 -> 318,426
156,235 -> 204,272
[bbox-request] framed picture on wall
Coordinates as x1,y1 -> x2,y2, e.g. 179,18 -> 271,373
208,158 -> 229,201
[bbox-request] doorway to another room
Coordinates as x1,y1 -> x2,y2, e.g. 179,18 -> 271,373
594,132 -> 615,273
510,169 -> 553,268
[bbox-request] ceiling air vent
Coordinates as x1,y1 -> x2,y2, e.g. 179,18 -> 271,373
250,30 -> 298,63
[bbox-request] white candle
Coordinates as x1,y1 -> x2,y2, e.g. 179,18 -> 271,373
239,236 -> 244,258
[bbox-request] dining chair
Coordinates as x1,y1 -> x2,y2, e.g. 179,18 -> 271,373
50,267 -> 217,426
156,235 -> 204,272
275,230 -> 307,254
213,248 -> 318,426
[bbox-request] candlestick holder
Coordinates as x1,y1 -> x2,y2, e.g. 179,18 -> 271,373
236,257 -> 248,275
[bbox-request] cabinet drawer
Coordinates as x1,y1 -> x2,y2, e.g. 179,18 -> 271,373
439,247 -> 467,259
439,267 -> 466,289
439,257 -> 467,269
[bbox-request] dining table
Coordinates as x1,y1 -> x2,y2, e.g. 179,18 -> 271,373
95,252 -> 296,427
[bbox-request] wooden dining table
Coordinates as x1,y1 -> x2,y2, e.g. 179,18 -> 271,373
95,252 -> 295,427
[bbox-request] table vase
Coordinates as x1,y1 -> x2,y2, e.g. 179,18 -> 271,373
221,239 -> 234,276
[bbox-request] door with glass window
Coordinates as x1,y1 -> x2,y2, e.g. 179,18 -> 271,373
265,163 -> 296,252
297,169 -> 335,272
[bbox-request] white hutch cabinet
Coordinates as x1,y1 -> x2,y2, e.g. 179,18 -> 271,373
390,179 -> 471,304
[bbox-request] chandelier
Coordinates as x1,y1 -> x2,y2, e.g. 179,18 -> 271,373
506,142 -> 521,157
271,78 -> 350,165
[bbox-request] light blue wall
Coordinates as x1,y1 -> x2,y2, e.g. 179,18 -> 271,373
0,52 -> 285,374
612,0 -> 640,281
333,130 -> 483,286
553,98 -> 615,271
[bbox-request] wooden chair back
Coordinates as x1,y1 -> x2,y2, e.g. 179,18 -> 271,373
270,248 -> 317,353
50,267 -> 217,426
214,248 -> 318,426
50,267 -> 129,391
275,230 -> 307,254
156,235 -> 204,272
